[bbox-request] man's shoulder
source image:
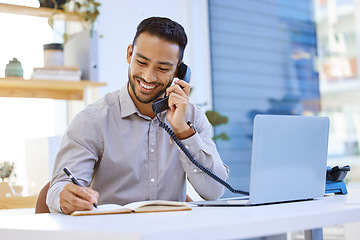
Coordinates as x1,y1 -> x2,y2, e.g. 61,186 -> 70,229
187,101 -> 204,117
186,102 -> 212,131
82,90 -> 120,116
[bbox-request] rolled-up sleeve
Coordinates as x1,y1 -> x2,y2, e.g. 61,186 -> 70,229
46,111 -> 102,213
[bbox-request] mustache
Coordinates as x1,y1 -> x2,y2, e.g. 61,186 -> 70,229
134,76 -> 164,86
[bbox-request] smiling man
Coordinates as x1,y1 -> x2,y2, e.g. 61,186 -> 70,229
46,17 -> 229,214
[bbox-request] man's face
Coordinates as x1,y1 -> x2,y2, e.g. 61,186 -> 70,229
127,32 -> 180,104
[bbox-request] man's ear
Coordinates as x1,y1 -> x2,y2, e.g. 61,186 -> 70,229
127,44 -> 133,64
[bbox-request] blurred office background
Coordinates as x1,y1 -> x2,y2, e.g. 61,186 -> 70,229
0,0 -> 359,235
1,0 -> 360,239
0,0 -> 359,201
210,0 -> 360,198
209,0 -> 321,197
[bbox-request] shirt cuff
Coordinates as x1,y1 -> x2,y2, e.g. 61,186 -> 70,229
176,121 -> 197,140
176,133 -> 204,165
46,182 -> 66,213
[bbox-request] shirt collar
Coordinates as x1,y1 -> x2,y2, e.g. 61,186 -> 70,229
119,84 -> 154,121
119,84 -> 138,118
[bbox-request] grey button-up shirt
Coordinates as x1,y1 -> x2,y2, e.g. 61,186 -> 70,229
47,85 -> 229,213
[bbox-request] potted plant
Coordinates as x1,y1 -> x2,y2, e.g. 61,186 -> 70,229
189,88 -> 229,141
205,110 -> 229,141
39,0 -> 101,43
0,161 -> 15,197
0,161 -> 14,182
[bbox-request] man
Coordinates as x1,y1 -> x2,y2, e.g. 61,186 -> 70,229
47,16 -> 229,214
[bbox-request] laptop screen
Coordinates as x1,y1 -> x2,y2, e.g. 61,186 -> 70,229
249,115 -> 329,205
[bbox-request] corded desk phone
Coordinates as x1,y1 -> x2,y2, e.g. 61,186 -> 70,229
152,62 -> 191,113
152,63 -> 249,196
325,165 -> 350,195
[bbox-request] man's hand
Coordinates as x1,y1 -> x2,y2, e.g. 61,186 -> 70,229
166,80 -> 191,134
59,183 -> 99,215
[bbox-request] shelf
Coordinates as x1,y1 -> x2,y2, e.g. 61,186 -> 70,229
0,3 -> 81,21
0,3 -> 104,100
0,196 -> 37,209
0,77 -> 106,100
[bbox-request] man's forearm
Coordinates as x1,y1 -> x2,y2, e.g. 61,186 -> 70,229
178,133 -> 229,200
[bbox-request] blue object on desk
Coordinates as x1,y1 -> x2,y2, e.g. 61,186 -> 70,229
325,165 -> 350,195
325,181 -> 348,194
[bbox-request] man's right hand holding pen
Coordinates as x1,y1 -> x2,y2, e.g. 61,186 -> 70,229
60,167 -> 99,215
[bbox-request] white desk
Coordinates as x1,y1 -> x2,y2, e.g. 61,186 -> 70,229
1,187 -> 360,240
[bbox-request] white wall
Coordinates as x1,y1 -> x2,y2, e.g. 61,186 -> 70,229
95,0 -> 213,109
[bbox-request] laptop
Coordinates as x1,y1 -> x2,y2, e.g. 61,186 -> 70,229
192,114 -> 330,206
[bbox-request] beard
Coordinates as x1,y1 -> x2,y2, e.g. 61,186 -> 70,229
128,69 -> 173,104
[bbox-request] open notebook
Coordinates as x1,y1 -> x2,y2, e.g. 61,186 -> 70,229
71,200 -> 192,216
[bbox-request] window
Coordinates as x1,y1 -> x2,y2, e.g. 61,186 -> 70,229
315,0 -> 360,184
208,0 -> 320,197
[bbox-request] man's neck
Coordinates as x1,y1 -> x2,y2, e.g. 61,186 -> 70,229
127,84 -> 156,119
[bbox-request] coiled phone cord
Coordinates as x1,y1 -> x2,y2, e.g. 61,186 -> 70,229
155,113 -> 249,196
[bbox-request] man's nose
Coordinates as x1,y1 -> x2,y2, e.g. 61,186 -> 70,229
143,67 -> 156,82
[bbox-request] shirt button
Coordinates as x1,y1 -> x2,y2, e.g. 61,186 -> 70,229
193,168 -> 198,173
150,178 -> 156,183
185,145 -> 189,149
150,148 -> 155,153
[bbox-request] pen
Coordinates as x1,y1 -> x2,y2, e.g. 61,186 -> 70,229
63,167 -> 98,208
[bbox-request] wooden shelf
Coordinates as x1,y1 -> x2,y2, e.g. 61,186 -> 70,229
0,195 -> 37,209
0,3 -> 81,21
0,4 -> 104,101
0,77 -> 106,100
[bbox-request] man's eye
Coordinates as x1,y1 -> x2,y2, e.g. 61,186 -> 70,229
137,60 -> 146,65
159,67 -> 170,71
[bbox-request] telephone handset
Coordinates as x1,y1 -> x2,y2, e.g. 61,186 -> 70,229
152,62 -> 191,113
152,63 -> 249,196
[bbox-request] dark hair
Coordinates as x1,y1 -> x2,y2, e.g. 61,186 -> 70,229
132,17 -> 188,63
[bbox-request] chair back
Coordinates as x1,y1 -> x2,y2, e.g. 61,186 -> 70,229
35,182 -> 50,214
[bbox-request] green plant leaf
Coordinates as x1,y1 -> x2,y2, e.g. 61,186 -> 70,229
213,133 -> 230,141
0,161 -> 14,180
63,33 -> 69,44
47,10 -> 60,29
205,110 -> 228,126
48,18 -> 54,28
44,0 -> 101,44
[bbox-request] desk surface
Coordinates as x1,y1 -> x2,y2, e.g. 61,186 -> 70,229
1,187 -> 360,240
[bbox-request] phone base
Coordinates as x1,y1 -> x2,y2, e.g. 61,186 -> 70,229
325,180 -> 348,195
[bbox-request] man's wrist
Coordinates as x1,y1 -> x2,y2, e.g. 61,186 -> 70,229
176,121 -> 196,140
